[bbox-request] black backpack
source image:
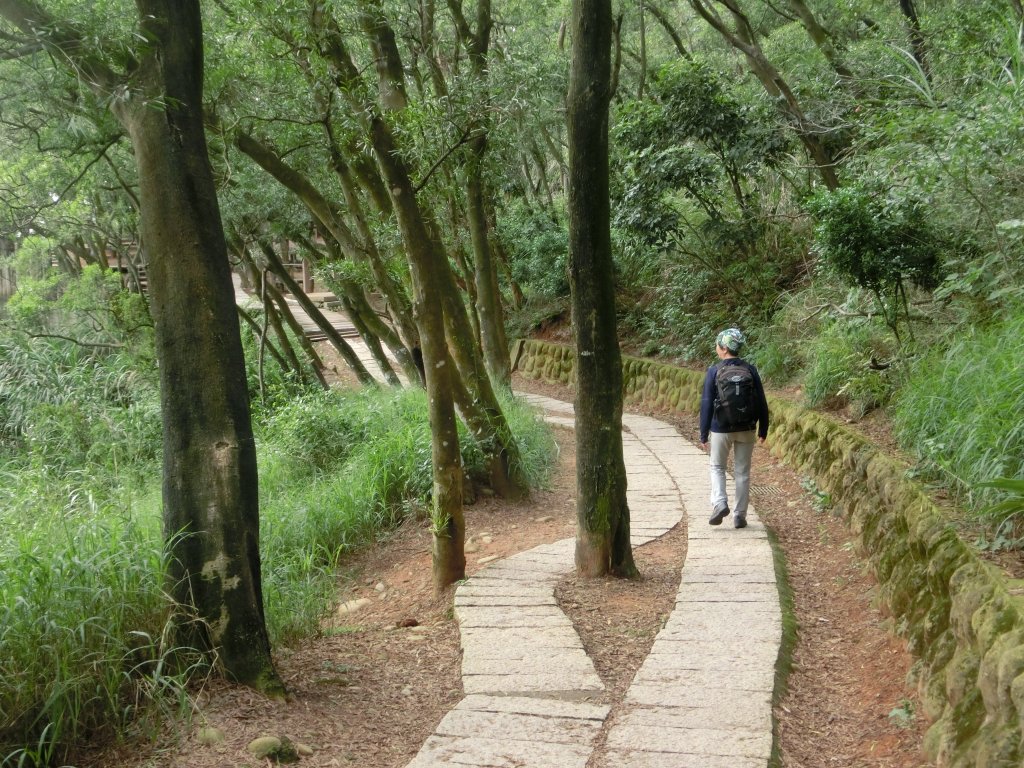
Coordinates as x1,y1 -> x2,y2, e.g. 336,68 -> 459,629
714,361 -> 758,431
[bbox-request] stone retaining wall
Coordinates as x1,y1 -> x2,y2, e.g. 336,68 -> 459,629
515,339 -> 1024,767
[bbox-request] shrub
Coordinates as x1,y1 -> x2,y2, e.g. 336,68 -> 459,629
806,183 -> 949,341
802,318 -> 897,417
496,198 -> 569,299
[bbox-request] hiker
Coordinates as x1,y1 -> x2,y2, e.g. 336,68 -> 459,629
699,327 -> 769,529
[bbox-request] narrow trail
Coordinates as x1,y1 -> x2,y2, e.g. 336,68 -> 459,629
405,394 -> 781,768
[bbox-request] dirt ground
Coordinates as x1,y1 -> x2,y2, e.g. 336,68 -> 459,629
90,374 -> 933,768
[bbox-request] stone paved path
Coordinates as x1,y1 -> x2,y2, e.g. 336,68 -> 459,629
405,393 -> 782,768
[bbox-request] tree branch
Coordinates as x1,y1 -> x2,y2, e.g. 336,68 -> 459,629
2,323 -> 124,349
414,125 -> 474,193
0,0 -> 126,94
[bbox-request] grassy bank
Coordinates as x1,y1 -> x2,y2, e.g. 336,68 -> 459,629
0,379 -> 555,766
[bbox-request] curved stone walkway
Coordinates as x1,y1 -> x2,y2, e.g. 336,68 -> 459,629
404,393 -> 782,768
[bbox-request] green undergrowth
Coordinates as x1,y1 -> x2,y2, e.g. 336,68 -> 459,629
0,377 -> 555,766
255,386 -> 557,644
893,306 -> 1024,530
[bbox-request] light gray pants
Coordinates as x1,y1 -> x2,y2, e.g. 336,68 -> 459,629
709,430 -> 756,516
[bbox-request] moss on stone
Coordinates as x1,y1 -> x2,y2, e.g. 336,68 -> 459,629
518,338 -> 1024,757
946,647 -> 982,707
972,596 -> 1023,655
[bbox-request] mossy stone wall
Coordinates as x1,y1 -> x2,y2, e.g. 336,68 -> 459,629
516,339 -> 1024,767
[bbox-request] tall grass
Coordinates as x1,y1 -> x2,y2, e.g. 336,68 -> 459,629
0,482 -> 179,767
1,377 -> 556,763
802,318 -> 897,417
255,386 -> 558,643
893,306 -> 1024,516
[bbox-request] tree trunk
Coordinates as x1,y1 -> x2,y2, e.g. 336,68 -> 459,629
257,241 -> 377,385
261,271 -> 330,389
689,0 -> 840,190
316,6 -> 528,499
447,0 -> 512,388
648,3 -> 692,59
370,117 -> 466,590
237,303 -> 291,377
358,0 -> 409,110
898,0 -> 930,82
638,0 -> 648,99
568,0 -> 638,579
329,150 -> 420,358
466,152 -> 512,388
336,288 -> 403,386
786,0 -> 854,80
125,1 -> 284,693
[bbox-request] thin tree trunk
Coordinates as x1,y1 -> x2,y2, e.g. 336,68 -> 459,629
786,0 -> 854,80
264,280 -> 329,389
232,236 -> 329,389
316,1 -> 527,499
446,0 -> 512,387
257,241 -> 377,385
313,0 -> 465,586
647,3 -> 691,58
337,292 -> 402,386
689,0 -> 840,190
898,0 -> 930,82
370,116 -> 466,589
329,148 -> 420,356
237,304 -> 291,376
568,0 -> 638,579
486,202 -> 525,310
291,227 -> 420,385
638,0 -> 648,99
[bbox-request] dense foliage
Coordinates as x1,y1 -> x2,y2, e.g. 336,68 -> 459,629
3,0 -> 1024,760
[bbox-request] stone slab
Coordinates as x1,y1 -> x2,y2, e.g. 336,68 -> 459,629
458,614 -> 576,629
459,626 -> 582,644
455,694 -> 609,721
618,704 -> 771,732
601,749 -> 766,768
645,641 -> 779,670
456,604 -> 564,619
454,595 -> 558,607
680,570 -> 775,584
607,723 -> 772,758
631,665 -> 776,693
434,709 -> 603,745
462,656 -> 596,675
462,672 -> 603,695
405,734 -> 592,768
627,683 -> 773,710
457,584 -> 554,597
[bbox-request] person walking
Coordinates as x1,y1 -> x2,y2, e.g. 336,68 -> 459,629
699,328 -> 769,528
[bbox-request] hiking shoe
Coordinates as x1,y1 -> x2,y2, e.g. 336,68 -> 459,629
709,506 -> 730,526
734,515 -> 748,529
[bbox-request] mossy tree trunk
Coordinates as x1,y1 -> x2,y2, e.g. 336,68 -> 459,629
370,116 -> 466,590
0,0 -> 285,695
450,0 -> 512,388
127,1 -> 284,695
567,0 -> 638,579
317,3 -> 529,501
